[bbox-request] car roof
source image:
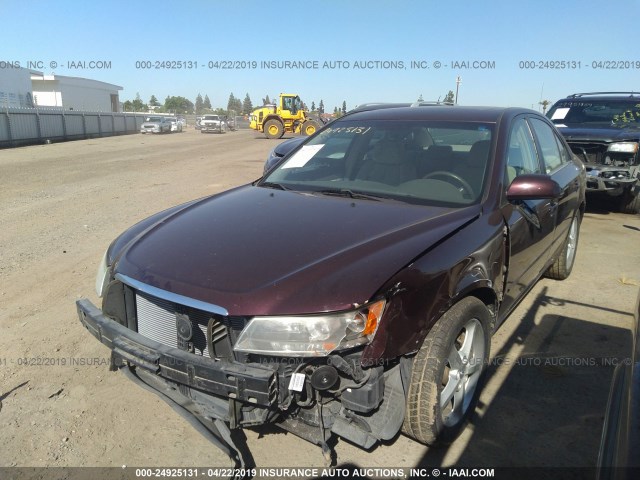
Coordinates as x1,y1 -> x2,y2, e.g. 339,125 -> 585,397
343,105 -> 534,123
558,92 -> 640,102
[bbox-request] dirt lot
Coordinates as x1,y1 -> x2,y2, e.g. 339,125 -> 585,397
1,128 -> 639,472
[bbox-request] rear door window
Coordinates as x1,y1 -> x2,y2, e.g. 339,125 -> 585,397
529,118 -> 563,173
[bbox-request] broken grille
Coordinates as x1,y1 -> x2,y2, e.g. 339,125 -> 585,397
135,290 -> 244,360
569,142 -> 608,164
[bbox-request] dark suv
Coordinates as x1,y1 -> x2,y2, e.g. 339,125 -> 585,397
547,92 -> 640,213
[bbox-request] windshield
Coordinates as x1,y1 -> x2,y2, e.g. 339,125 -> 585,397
547,100 -> 640,127
204,116 -> 219,120
146,117 -> 163,122
262,119 -> 493,206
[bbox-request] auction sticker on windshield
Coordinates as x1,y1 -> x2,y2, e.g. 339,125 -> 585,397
551,107 -> 569,120
282,144 -> 324,168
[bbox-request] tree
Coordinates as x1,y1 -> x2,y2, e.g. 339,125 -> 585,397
263,95 -> 271,106
417,94 -> 424,102
539,99 -> 551,114
443,90 -> 455,103
195,94 -> 204,114
123,92 -> 147,112
164,96 -> 194,114
318,99 -> 324,114
149,95 -> 160,107
203,95 -> 212,111
243,93 -> 253,114
233,97 -> 242,114
227,93 -> 236,112
311,101 -> 316,111
342,101 -> 347,114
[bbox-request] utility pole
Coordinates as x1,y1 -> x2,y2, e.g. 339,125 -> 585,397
455,76 -> 462,105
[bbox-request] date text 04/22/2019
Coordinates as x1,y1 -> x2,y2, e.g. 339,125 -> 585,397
1,357 -> 111,367
519,60 -> 640,69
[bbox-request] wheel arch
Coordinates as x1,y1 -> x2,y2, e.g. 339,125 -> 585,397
263,115 -> 283,126
455,285 -> 499,331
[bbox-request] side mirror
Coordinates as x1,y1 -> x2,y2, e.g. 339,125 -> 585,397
507,174 -> 562,201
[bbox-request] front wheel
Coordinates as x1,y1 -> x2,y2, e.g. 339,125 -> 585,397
302,120 -> 320,136
619,189 -> 640,214
545,213 -> 580,280
402,296 -> 491,446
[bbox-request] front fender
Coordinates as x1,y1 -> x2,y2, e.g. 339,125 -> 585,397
361,212 -> 504,363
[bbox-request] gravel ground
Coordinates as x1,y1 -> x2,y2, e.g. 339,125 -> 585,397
1,128 -> 638,473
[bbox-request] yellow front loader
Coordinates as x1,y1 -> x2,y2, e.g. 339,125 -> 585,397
249,93 -> 322,139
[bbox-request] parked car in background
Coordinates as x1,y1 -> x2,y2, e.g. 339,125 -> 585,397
200,114 -> 227,134
547,92 -> 640,213
263,136 -> 305,174
165,116 -> 183,133
77,105 -> 586,468
140,116 -> 171,134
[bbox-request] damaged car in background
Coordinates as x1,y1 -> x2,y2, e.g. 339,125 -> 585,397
547,92 -> 640,213
77,105 -> 586,469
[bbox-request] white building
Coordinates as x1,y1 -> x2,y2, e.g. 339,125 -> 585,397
31,74 -> 122,112
0,64 -> 40,108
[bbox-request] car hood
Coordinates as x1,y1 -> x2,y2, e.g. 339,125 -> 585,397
275,136 -> 306,157
113,186 -> 480,316
555,124 -> 640,142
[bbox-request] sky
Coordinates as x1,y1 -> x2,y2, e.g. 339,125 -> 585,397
2,0 -> 639,112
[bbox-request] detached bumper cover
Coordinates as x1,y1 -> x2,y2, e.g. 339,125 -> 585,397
75,299 -> 278,407
585,175 -> 637,193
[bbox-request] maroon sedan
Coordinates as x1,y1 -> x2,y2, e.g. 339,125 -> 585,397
77,105 -> 585,467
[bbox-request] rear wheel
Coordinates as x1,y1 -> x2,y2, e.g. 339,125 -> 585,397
402,297 -> 491,445
264,119 -> 284,139
545,213 -> 580,280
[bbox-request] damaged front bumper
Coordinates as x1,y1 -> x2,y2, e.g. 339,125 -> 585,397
75,298 -> 408,466
585,169 -> 638,195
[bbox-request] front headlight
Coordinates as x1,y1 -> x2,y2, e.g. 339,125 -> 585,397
234,300 -> 386,357
95,249 -> 110,297
607,142 -> 639,153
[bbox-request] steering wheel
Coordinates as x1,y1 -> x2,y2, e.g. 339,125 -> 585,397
423,171 -> 474,198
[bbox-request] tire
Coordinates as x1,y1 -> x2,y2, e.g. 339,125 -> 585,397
545,213 -> 580,280
402,296 -> 491,446
302,120 -> 320,136
619,190 -> 640,214
264,119 -> 284,139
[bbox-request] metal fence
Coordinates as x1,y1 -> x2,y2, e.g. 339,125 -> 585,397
0,107 -> 148,148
